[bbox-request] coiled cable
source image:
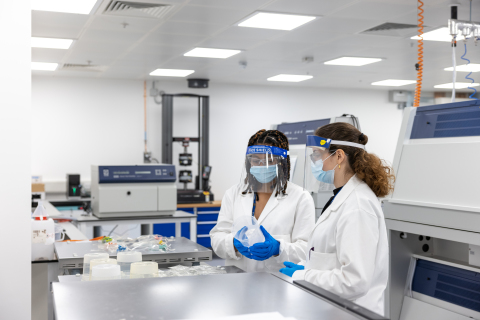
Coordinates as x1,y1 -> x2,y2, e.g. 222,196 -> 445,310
460,43 -> 478,100
413,0 -> 424,107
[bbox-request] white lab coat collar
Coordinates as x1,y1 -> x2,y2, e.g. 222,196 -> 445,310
314,174 -> 363,227
240,189 -> 282,224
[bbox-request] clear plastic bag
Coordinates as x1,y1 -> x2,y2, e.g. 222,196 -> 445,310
232,216 -> 265,247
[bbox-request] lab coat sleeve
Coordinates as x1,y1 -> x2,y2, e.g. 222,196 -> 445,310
302,209 -> 379,300
209,188 -> 241,260
275,190 -> 315,263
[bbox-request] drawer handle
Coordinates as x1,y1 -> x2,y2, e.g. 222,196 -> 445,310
127,191 -> 131,196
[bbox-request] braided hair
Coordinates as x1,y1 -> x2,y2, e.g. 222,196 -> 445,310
242,129 -> 291,198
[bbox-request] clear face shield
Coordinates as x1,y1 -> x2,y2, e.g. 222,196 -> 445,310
304,135 -> 366,193
241,145 -> 289,195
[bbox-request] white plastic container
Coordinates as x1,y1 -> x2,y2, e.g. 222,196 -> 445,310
31,203 -> 55,261
117,252 -> 142,276
82,253 -> 109,281
91,264 -> 121,281
89,258 -> 117,280
130,262 -> 159,279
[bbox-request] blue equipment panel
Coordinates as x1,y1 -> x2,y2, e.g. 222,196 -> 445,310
277,119 -> 330,145
98,165 -> 176,183
410,100 -> 480,139
412,259 -> 480,312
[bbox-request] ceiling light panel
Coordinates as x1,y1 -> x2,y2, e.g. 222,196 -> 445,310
31,62 -> 58,71
444,64 -> 480,72
149,69 -> 194,77
31,37 -> 73,49
184,48 -> 241,59
324,57 -> 382,66
434,82 -> 480,89
31,0 -> 98,14
371,79 -> 416,86
238,12 -> 316,31
267,74 -> 313,82
411,27 -> 470,42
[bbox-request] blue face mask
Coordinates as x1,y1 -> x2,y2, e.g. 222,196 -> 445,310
250,165 -> 277,183
310,152 -> 338,185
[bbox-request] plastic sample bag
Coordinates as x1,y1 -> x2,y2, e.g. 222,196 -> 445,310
232,215 -> 265,247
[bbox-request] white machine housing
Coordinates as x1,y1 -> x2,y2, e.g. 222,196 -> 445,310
91,164 -> 177,218
383,100 -> 480,320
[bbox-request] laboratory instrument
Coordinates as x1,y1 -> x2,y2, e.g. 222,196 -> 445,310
384,100 -> 480,320
90,164 -> 177,218
161,93 -> 214,204
66,174 -> 81,199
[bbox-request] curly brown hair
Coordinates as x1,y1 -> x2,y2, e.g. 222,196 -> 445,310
242,129 -> 291,197
315,122 -> 395,198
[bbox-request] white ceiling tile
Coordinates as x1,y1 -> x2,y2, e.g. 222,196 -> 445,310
330,1 -> 417,20
169,5 -> 252,25
30,0 -> 480,89
197,37 -> 266,50
124,43 -> 187,59
142,32 -> 206,47
88,15 -> 161,33
263,0 -> 359,16
188,0 -> 270,10
32,48 -> 67,63
32,11 -> 89,38
213,26 -> 285,41
81,28 -> 147,44
155,20 -> 226,37
158,56 -> 222,70
274,17 -> 383,44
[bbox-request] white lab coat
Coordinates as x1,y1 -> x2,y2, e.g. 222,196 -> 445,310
292,174 -> 389,316
210,182 -> 315,273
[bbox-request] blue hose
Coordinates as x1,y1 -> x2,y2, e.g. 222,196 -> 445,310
460,43 -> 478,100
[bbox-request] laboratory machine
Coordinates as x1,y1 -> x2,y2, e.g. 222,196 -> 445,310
272,114 -> 361,220
383,100 -> 480,320
91,164 -> 177,218
161,93 -> 214,204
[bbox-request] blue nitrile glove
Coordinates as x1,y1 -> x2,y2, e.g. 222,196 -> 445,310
233,227 -> 252,258
279,261 -> 305,277
249,225 -> 280,261
234,238 -> 252,258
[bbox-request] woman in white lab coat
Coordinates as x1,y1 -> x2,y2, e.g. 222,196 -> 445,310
210,129 -> 315,273
280,123 -> 394,316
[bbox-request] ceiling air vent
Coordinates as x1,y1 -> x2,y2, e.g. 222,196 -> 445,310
62,64 -> 107,72
361,22 -> 424,37
103,1 -> 172,19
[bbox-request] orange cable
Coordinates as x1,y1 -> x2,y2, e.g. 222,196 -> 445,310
413,0 -> 424,108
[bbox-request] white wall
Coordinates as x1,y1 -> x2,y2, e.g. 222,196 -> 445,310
32,76 -> 403,199
0,2 -> 31,319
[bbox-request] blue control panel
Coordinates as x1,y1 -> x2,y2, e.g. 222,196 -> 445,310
98,165 -> 176,183
412,259 -> 480,312
277,119 -> 330,145
410,100 -> 480,139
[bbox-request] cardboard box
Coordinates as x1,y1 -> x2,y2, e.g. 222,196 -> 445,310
32,183 -> 45,193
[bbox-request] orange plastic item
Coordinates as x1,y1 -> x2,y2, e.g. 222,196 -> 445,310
413,0 -> 424,108
61,236 -> 105,242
